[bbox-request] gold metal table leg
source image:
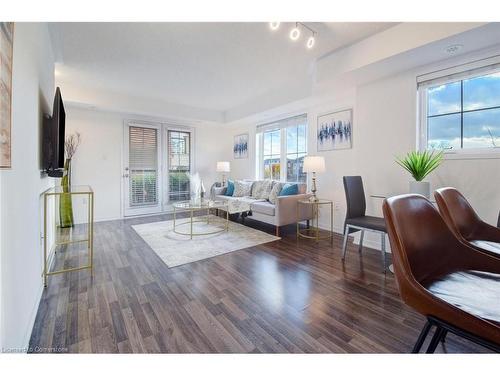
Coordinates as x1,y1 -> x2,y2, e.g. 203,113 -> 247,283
190,209 -> 193,240
43,194 -> 48,287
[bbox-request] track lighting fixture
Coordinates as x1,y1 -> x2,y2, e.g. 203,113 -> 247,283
289,25 -> 301,41
269,22 -> 280,30
267,22 -> 318,50
307,36 -> 315,49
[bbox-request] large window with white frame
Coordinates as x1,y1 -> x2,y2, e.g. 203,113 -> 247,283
418,61 -> 500,153
257,114 -> 307,182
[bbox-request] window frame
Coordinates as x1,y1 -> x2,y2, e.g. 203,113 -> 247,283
256,114 -> 308,182
418,62 -> 500,160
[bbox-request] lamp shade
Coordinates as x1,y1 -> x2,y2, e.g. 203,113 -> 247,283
303,156 -> 325,173
216,161 -> 231,173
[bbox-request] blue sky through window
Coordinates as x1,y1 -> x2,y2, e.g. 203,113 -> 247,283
427,72 -> 500,149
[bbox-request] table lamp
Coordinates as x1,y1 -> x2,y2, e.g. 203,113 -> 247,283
216,161 -> 231,186
303,156 -> 326,201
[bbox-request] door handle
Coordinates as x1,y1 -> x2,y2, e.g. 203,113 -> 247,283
123,174 -> 129,178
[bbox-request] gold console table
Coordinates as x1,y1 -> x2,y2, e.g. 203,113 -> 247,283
42,185 -> 94,287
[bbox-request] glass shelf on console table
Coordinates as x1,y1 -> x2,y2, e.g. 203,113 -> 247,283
296,198 -> 333,243
42,185 -> 94,287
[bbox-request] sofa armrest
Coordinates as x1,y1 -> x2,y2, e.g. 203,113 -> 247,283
275,193 -> 313,226
213,186 -> 227,196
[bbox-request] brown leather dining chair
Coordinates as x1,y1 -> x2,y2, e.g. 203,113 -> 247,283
434,187 -> 500,257
383,194 -> 500,353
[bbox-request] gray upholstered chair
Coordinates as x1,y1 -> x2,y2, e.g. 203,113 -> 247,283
342,176 -> 388,272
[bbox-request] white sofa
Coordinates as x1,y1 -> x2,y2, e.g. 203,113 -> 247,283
213,181 -> 313,236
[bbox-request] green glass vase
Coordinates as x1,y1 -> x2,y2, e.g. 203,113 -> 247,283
59,158 -> 74,228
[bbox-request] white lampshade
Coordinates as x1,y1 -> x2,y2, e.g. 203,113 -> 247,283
216,161 -> 231,173
303,156 -> 325,173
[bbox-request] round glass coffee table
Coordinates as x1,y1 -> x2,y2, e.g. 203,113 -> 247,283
172,199 -> 229,239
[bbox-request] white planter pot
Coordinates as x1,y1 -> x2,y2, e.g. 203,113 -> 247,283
409,181 -> 430,198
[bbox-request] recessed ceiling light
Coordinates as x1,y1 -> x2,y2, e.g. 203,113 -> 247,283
445,44 -> 464,54
290,27 -> 300,41
269,22 -> 280,31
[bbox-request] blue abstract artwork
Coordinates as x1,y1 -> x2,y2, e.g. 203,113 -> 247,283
233,133 -> 248,159
317,109 -> 352,151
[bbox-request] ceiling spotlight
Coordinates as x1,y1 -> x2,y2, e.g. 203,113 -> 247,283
290,27 -> 300,41
269,22 -> 280,31
307,36 -> 315,49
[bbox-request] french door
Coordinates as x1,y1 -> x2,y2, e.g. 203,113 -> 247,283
123,121 -> 193,217
166,130 -> 191,204
123,122 -> 162,216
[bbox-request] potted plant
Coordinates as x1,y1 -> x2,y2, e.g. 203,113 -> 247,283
396,150 -> 443,198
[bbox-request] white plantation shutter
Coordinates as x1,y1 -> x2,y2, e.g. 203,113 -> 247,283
129,126 -> 158,206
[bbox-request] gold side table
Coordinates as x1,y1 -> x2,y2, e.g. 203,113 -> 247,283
296,198 -> 333,242
42,185 -> 94,287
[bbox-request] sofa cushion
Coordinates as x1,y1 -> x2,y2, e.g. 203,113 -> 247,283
251,201 -> 275,216
251,179 -> 273,200
268,182 -> 284,204
280,183 -> 299,196
225,180 -> 235,196
233,180 -> 253,197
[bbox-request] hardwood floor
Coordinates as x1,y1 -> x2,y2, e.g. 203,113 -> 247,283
29,213 -> 488,353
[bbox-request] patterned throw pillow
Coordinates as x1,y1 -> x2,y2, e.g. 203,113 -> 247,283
233,180 -> 253,197
251,180 -> 273,200
268,182 -> 284,205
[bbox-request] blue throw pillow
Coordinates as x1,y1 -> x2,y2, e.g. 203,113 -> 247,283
225,180 -> 235,196
279,183 -> 298,196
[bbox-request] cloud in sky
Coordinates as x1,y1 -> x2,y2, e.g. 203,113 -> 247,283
427,72 -> 500,149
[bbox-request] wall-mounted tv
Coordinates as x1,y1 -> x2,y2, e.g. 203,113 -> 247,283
42,87 -> 66,177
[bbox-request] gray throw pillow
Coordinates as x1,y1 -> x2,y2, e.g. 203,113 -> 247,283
251,179 -> 273,200
233,180 -> 253,197
268,182 -> 284,204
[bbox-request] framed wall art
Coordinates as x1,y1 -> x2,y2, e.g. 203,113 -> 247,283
317,109 -> 353,151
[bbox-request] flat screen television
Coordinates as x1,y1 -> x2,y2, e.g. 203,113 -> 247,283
42,87 -> 66,177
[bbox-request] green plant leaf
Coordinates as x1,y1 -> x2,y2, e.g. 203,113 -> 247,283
395,150 -> 443,181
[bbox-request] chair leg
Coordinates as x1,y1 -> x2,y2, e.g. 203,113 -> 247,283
358,230 -> 364,253
426,327 -> 446,353
412,320 -> 433,353
380,232 -> 387,273
275,226 -> 280,237
341,225 -> 350,260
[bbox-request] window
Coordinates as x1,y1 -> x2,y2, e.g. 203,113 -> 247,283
263,129 -> 281,180
168,130 -> 191,202
257,114 -> 307,182
419,64 -> 500,152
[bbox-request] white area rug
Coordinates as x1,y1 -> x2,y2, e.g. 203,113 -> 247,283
132,215 -> 280,267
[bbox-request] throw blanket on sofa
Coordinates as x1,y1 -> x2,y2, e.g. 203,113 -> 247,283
225,196 -> 266,214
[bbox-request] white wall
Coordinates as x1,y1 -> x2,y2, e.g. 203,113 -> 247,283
65,106 -> 230,222
0,23 -> 55,350
226,50 -> 500,250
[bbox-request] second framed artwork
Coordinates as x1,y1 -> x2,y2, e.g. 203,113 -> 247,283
317,108 -> 353,151
233,133 -> 248,159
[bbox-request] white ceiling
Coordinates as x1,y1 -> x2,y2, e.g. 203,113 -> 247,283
50,22 -> 396,113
